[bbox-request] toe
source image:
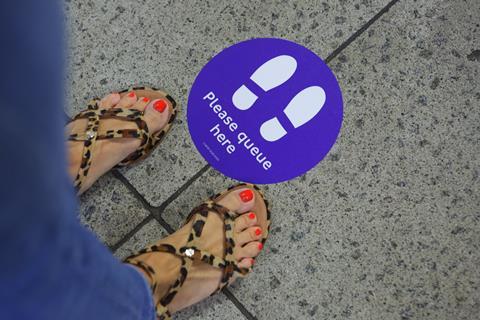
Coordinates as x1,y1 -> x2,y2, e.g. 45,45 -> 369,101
237,257 -> 255,269
235,241 -> 263,261
216,187 -> 256,215
132,96 -> 151,111
143,99 -> 170,133
234,211 -> 258,233
98,93 -> 120,109
236,226 -> 262,246
117,91 -> 138,108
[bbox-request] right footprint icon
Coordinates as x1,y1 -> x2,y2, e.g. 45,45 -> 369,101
232,55 -> 297,110
260,86 -> 326,142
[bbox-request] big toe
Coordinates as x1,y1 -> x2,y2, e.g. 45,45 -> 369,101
216,188 -> 256,215
143,99 -> 171,133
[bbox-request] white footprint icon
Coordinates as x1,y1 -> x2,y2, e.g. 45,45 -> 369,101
232,55 -> 297,110
260,86 -> 326,142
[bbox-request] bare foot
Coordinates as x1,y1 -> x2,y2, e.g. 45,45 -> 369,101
66,90 -> 173,194
126,186 -> 269,316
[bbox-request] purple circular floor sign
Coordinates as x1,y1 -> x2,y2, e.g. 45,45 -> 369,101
187,38 -> 343,184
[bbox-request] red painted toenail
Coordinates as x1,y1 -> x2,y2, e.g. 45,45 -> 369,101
154,100 -> 167,113
248,212 -> 256,220
142,97 -> 150,103
128,92 -> 136,98
258,243 -> 263,250
239,189 -> 253,202
255,228 -> 262,236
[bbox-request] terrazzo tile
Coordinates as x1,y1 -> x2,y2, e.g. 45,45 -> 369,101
114,219 -> 169,259
78,172 -> 150,247
173,296 -> 245,320
160,0 -> 480,319
64,0 -> 391,206
115,219 -> 246,320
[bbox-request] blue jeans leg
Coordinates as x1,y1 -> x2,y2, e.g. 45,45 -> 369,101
0,1 -> 155,319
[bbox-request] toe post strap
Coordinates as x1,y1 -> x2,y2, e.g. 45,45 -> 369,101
68,103 -> 102,191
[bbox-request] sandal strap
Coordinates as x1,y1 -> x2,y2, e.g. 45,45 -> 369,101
123,200 -> 250,319
185,201 -> 248,293
116,91 -> 177,167
69,102 -> 101,191
67,101 -> 152,193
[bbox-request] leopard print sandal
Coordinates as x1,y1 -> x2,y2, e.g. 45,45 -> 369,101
124,183 -> 271,320
67,86 -> 178,193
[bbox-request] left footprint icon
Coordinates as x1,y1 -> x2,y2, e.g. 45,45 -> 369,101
232,55 -> 297,111
260,86 -> 326,142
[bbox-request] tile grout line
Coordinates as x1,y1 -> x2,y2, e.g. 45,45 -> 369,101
152,164 -> 211,213
111,164 -> 211,214
109,212 -> 175,253
324,0 -> 400,64
112,169 -> 155,211
109,214 -> 154,252
109,164 -> 210,253
109,164 -> 211,251
222,288 -> 257,320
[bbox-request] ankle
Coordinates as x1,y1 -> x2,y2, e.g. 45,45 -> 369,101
130,252 -> 183,302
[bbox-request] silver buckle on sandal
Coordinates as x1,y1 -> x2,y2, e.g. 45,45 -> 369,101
185,248 -> 195,257
86,130 -> 96,140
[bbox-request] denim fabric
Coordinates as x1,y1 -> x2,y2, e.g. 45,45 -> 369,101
0,1 -> 155,319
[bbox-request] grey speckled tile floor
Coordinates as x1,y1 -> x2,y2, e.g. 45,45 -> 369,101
65,0 -> 479,319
